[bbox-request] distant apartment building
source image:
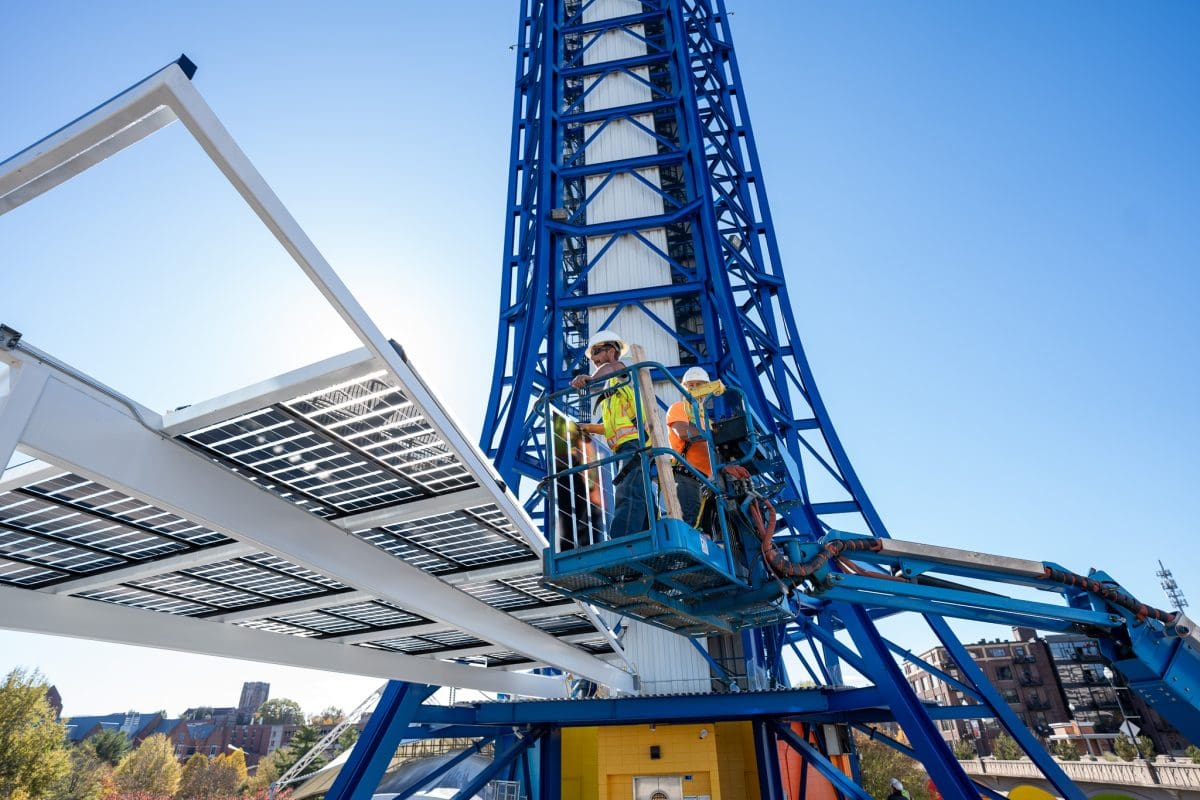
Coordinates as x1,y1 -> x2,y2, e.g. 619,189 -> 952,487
903,627 -> 1069,755
1044,633 -> 1191,756
903,627 -> 1193,756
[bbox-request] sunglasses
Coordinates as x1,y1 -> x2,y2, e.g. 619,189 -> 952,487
589,343 -> 617,356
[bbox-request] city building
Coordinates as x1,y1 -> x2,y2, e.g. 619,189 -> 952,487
903,627 -> 1194,756
903,627 -> 1069,756
238,681 -> 270,724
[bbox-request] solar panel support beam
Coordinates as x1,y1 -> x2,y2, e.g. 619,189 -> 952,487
8,360 -> 634,692
0,360 -> 49,475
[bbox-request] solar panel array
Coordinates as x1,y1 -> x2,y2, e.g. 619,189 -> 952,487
0,364 -> 614,672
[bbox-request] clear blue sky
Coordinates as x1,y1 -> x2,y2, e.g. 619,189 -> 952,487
1,2 -> 1197,715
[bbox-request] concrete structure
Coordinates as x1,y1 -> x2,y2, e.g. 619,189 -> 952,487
959,756 -> 1200,799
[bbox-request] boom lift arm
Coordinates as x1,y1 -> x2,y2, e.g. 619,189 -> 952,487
778,530 -> 1200,741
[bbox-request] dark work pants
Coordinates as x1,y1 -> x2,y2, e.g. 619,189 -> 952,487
609,441 -> 648,539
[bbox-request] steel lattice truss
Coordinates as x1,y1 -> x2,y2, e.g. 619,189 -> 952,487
477,2 -> 1091,797
481,0 -> 880,541
0,57 -> 633,698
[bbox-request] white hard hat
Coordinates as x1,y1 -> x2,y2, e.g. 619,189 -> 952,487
586,329 -> 627,357
681,367 -> 710,384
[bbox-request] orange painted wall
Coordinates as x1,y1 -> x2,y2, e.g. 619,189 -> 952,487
776,723 -> 852,800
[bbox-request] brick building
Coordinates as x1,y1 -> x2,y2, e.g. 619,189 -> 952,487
902,626 -> 1193,756
903,627 -> 1070,755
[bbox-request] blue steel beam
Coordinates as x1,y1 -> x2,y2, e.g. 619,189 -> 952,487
450,730 -> 543,800
772,722 -> 871,800
326,681 -> 437,800
391,734 -> 498,800
848,724 -> 1007,800
926,614 -> 1085,800
753,720 -> 786,800
537,726 -> 561,800
412,686 -> 889,726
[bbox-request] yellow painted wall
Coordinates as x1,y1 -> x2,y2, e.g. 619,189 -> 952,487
563,722 -> 763,800
563,727 -> 600,800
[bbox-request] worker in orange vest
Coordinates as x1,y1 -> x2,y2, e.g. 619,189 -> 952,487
666,366 -> 715,529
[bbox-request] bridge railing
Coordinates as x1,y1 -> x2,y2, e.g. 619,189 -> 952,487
958,756 -> 1200,789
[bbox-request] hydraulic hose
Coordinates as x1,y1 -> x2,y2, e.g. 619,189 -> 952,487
734,476 -> 1178,624
1040,567 -> 1177,624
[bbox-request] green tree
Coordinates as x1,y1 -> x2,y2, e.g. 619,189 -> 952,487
991,733 -> 1023,760
87,728 -> 131,766
176,752 -> 209,799
273,723 -> 327,775
254,699 -> 304,725
335,725 -> 359,755
111,734 -> 180,797
950,738 -> 976,760
1113,733 -> 1138,761
50,744 -> 111,800
852,731 -> 930,800
0,667 -> 70,800
1186,743 -> 1200,763
1051,739 -> 1080,761
1135,734 -> 1155,759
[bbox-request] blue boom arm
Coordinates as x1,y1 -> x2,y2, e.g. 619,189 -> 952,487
784,531 -> 1200,742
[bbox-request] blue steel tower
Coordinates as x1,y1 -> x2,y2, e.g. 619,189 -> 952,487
482,2 -> 1088,797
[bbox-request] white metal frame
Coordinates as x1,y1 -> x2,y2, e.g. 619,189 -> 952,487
0,59 -> 633,695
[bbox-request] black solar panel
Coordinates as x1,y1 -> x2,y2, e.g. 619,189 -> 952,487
23,474 -> 228,545
381,512 -> 530,567
0,357 -> 611,679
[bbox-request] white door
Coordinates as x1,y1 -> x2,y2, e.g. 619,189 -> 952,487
633,775 -> 684,800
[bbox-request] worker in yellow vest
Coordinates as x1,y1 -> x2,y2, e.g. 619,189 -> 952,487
570,329 -> 648,539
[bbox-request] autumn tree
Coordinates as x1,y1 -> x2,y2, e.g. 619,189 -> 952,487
51,743 -> 111,800
111,734 -> 180,797
852,731 -> 931,800
244,749 -> 283,795
210,750 -> 248,795
0,667 -> 70,800
176,753 -> 210,799
88,728 -> 131,766
311,706 -> 345,726
254,698 -> 304,725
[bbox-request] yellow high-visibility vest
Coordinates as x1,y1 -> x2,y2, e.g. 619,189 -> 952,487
598,376 -> 642,449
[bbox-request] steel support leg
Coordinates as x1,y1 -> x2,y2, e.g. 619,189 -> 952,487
538,726 -> 561,800
326,681 -> 437,800
753,720 -> 785,800
392,734 -> 498,800
774,723 -> 871,800
452,730 -> 542,800
926,614 -> 1085,800
839,605 -> 980,799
